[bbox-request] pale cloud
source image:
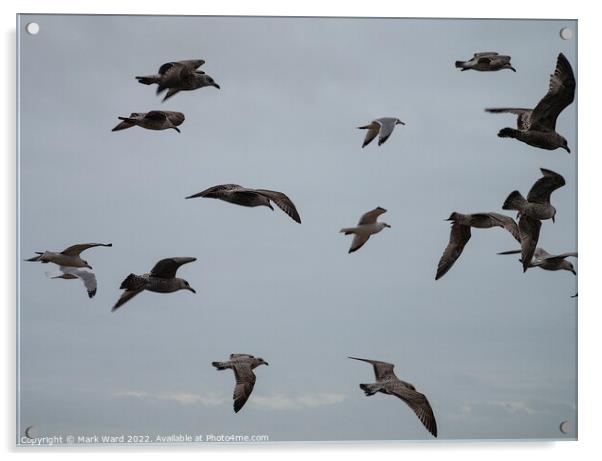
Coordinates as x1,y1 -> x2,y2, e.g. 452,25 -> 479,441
114,390 -> 347,410
488,400 -> 542,415
113,390 -> 227,407
253,393 -> 347,410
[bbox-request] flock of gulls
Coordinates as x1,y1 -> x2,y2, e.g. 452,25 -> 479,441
25,49 -> 576,439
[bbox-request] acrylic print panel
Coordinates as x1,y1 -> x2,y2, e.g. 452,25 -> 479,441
16,14 -> 577,444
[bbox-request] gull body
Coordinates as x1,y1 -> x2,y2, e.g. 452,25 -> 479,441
212,354 -> 269,413
186,184 -> 301,223
486,53 -> 575,152
455,52 -> 516,72
26,243 -> 112,269
349,357 -> 437,438
358,117 -> 405,148
498,248 -> 577,275
136,59 -> 220,102
112,257 -> 197,311
502,168 -> 566,272
112,111 -> 185,133
435,212 -> 520,280
340,207 -> 391,253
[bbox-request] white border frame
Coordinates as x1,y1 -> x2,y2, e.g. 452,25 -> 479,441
3,1 -> 600,460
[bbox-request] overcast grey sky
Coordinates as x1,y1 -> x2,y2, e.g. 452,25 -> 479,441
17,15 -> 577,443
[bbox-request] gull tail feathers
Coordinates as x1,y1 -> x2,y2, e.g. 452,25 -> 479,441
135,75 -> 160,85
359,383 -> 381,396
212,361 -> 230,370
498,127 -> 520,139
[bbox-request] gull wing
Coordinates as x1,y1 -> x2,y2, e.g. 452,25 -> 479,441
358,207 -> 387,225
61,243 -> 112,257
527,168 -> 566,204
150,257 -> 197,279
471,213 -> 521,242
518,216 -> 542,272
530,53 -> 575,131
375,118 -> 397,145
255,189 -> 302,223
359,121 -> 380,148
232,363 -> 257,413
388,383 -> 438,437
46,267 -> 98,298
349,233 -> 370,253
435,222 -> 471,280
348,356 -> 396,381
485,108 -> 532,130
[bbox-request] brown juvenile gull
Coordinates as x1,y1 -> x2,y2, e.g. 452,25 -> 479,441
112,111 -> 185,133
349,357 -> 437,438
358,117 -> 405,148
455,52 -> 516,72
340,207 -> 391,253
136,59 -> 220,102
185,184 -> 301,223
435,212 -> 520,280
485,53 -> 575,152
45,267 -> 98,298
502,168 -> 565,272
112,257 -> 196,312
212,354 -> 269,413
498,248 -> 577,275
26,243 -> 112,269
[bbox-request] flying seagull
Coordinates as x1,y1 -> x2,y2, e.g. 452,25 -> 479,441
435,212 -> 520,280
26,243 -> 112,269
212,354 -> 269,413
455,52 -> 516,72
112,111 -> 185,133
340,207 -> 391,253
185,184 -> 301,223
358,117 -> 405,148
349,357 -> 437,438
502,168 -> 565,272
136,59 -> 220,102
45,266 -> 98,298
485,53 -> 575,152
498,248 -> 577,275
112,257 -> 197,311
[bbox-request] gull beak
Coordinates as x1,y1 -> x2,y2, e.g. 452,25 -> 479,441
563,146 -> 571,154
264,362 -> 269,366
213,83 -> 221,89
552,216 -> 556,223
187,287 -> 196,294
385,224 -> 392,228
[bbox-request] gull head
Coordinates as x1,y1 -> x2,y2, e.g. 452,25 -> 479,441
179,279 -> 196,294
255,357 -> 269,367
206,76 -> 220,89
560,138 -> 571,154
446,212 -> 460,222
